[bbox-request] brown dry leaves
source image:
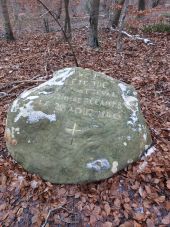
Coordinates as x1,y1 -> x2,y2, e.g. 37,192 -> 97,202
0,26 -> 169,226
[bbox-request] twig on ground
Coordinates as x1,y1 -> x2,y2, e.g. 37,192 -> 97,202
41,205 -> 79,227
150,128 -> 168,144
7,84 -> 25,94
0,79 -> 46,91
32,74 -> 46,80
161,128 -> 170,131
8,79 -> 46,94
32,74 -> 52,81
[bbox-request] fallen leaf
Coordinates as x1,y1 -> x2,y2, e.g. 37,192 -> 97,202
155,196 -> 165,204
81,197 -> 86,203
139,187 -> 143,197
166,180 -> 170,189
102,221 -> 113,227
134,221 -> 142,227
134,213 -> 145,221
0,13 -> 169,226
0,174 -> 7,186
165,201 -> 170,210
162,213 -> 170,225
114,198 -> 121,208
31,215 -> 38,224
124,203 -> 132,211
74,192 -> 81,198
0,203 -> 6,211
93,206 -> 101,215
146,219 -> 155,227
104,203 -> 111,216
90,214 -> 97,225
120,221 -> 133,227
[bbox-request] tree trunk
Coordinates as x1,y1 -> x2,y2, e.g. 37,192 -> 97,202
57,0 -> 62,19
11,0 -> 19,26
109,0 -> 125,28
152,0 -> 160,8
0,0 -> 15,40
138,0 -> 145,11
116,0 -> 129,53
64,0 -> 72,40
102,0 -> 112,17
43,18 -> 50,33
88,0 -> 100,48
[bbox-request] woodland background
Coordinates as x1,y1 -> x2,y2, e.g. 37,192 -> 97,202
0,0 -> 170,226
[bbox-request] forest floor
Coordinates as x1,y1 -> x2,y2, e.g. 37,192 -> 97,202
0,6 -> 170,227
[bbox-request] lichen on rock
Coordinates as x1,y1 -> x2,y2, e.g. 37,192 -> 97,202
5,67 -> 152,184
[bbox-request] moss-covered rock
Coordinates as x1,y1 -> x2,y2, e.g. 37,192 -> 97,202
5,67 -> 152,183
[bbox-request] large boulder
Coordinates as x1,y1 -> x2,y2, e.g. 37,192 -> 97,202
5,67 -> 152,183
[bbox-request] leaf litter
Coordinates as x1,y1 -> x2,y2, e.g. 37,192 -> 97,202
0,27 -> 169,226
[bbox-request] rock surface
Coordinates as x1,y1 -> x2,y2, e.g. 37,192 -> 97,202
5,67 -> 152,184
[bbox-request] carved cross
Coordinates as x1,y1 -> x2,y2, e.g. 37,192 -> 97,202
65,123 -> 82,144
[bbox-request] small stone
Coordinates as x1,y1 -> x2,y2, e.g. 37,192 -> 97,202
5,67 -> 152,183
111,161 -> 118,174
31,180 -> 38,189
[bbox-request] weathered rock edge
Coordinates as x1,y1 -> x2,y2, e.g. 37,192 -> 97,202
5,67 -> 152,184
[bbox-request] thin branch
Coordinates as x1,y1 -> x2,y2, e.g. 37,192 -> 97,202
0,79 -> 46,91
39,8 -> 60,19
161,128 -> 170,131
37,0 -> 79,67
41,205 -> 79,227
41,206 -> 62,227
39,11 -> 49,18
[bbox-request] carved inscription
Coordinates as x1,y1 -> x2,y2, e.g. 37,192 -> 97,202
55,77 -> 121,119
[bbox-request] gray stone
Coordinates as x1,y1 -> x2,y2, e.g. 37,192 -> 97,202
5,67 -> 152,183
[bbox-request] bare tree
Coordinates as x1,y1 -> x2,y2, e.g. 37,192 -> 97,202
0,0 -> 15,40
152,0 -> 160,8
116,0 -> 129,53
109,0 -> 125,28
11,0 -> 19,25
57,0 -> 62,18
37,0 -> 78,66
43,17 -> 50,33
88,0 -> 100,48
64,0 -> 72,39
138,0 -> 145,11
